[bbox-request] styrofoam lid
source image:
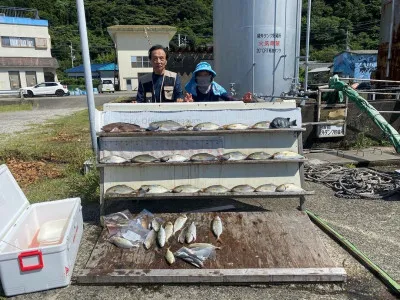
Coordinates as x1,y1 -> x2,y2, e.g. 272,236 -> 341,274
0,165 -> 30,240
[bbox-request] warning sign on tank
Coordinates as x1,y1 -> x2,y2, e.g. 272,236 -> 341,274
256,33 -> 282,55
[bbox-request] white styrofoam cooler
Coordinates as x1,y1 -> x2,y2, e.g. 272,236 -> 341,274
0,164 -> 83,296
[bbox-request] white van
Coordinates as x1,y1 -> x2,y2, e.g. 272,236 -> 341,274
98,80 -> 115,93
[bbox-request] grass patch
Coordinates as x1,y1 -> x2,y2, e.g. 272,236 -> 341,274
0,103 -> 33,113
0,109 -> 99,204
351,132 -> 392,149
345,163 -> 356,169
112,95 -> 135,103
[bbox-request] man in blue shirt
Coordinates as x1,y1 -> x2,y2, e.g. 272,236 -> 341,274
136,45 -> 184,103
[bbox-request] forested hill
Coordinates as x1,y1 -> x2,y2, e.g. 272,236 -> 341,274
3,0 -> 381,75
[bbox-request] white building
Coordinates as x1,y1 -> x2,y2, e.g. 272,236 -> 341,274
107,25 -> 176,91
0,11 -> 58,91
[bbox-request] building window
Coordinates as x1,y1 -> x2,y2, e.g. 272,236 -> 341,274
131,56 -> 151,68
2,36 -> 35,48
9,71 -> 21,90
26,71 -> 37,87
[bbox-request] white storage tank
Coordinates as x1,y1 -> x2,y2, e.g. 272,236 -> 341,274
213,0 -> 302,99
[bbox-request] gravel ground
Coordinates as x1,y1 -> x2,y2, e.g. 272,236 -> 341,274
0,108 -> 84,135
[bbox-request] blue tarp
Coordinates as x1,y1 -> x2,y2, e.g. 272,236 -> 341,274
333,51 -> 377,80
65,63 -> 118,74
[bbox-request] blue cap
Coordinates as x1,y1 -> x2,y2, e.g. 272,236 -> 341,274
193,62 -> 216,77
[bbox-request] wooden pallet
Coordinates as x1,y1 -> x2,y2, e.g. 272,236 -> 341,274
74,211 -> 346,284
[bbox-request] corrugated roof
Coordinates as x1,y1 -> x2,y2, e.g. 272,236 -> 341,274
107,25 -> 176,32
65,63 -> 118,73
335,50 -> 378,57
308,67 -> 331,73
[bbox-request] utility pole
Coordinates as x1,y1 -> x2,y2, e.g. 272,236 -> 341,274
69,41 -> 75,67
178,33 -> 181,47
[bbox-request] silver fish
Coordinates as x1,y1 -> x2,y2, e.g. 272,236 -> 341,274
173,214 -> 188,234
148,120 -> 183,131
164,221 -> 174,242
160,154 -> 188,162
246,151 -> 272,160
219,151 -> 247,161
178,226 -> 188,243
255,183 -> 277,192
173,185 -> 201,193
131,154 -> 158,163
139,185 -> 170,194
109,236 -> 135,249
100,155 -> 129,164
158,225 -> 166,247
175,247 -> 204,268
190,153 -> 218,162
165,248 -> 175,265
276,183 -> 304,192
186,222 -> 197,244
202,185 -> 229,194
231,184 -> 255,193
193,122 -> 220,131
212,216 -> 223,243
144,229 -> 157,249
189,243 -> 221,249
102,122 -> 142,133
272,151 -> 305,160
106,185 -> 135,195
151,218 -> 161,232
223,123 -> 249,130
251,121 -> 271,129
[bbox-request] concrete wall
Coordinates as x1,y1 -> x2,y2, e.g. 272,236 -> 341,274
115,32 -> 173,91
0,67 -> 44,90
0,24 -> 52,58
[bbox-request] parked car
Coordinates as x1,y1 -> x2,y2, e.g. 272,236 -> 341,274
20,82 -> 69,97
98,80 -> 115,93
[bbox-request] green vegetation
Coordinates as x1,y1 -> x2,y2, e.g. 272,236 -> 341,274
345,163 -> 356,168
351,132 -> 392,149
2,0 -> 380,77
0,103 -> 33,113
0,110 -> 99,204
302,0 -> 381,61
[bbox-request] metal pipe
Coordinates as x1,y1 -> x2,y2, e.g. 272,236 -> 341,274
304,0 -> 312,91
76,0 -> 98,154
294,0 -> 302,86
339,77 -> 400,84
252,0 -> 255,95
386,0 -> 396,77
272,0 -> 278,97
306,210 -> 400,295
282,0 -> 288,79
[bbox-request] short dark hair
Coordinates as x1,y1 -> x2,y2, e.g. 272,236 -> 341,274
148,45 -> 169,60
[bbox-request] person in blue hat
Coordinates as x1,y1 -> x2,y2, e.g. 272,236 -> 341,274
184,62 -> 252,102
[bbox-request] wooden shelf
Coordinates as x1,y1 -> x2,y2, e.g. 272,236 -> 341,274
97,128 -> 305,137
104,191 -> 315,200
97,159 -> 307,167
